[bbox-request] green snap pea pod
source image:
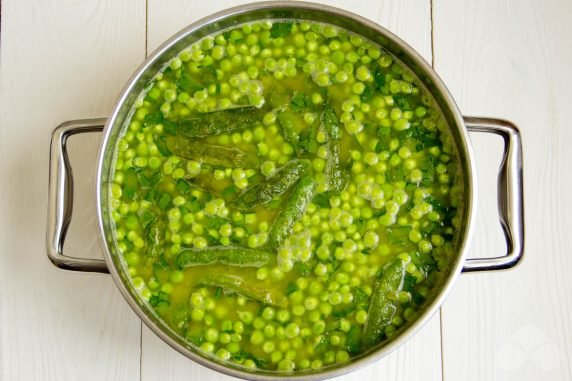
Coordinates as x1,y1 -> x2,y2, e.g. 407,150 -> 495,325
177,107 -> 265,137
197,273 -> 289,308
267,176 -> 314,249
321,104 -> 341,141
175,246 -> 271,268
326,141 -> 349,193
146,219 -> 165,257
277,109 -> 299,147
321,105 -> 349,192
166,135 -> 255,168
363,258 -> 408,347
233,159 -> 311,210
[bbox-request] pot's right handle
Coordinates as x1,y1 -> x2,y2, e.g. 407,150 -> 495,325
462,117 -> 524,272
46,118 -> 110,273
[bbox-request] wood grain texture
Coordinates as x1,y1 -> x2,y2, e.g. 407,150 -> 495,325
12,0 -> 571,379
434,0 -> 572,380
0,0 -> 146,380
142,1 -> 440,380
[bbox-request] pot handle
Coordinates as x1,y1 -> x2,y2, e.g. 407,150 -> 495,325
46,118 -> 110,273
462,117 -> 524,272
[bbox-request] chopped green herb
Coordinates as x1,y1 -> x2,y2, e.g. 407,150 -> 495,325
286,283 -> 299,295
270,22 -> 293,38
143,111 -> 163,128
290,92 -> 311,112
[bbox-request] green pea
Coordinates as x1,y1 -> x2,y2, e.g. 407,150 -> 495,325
238,311 -> 253,325
200,342 -> 214,353
250,330 -> 264,345
205,328 -> 219,343
216,348 -> 231,360
262,307 -> 276,320
285,323 -> 300,339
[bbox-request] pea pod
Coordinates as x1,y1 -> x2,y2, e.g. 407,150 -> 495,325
321,105 -> 349,192
267,176 -> 314,249
321,104 -> 341,141
277,109 -> 299,147
177,107 -> 265,137
175,246 -> 271,268
166,135 -> 255,167
326,141 -> 349,193
197,273 -> 288,308
146,219 -> 165,258
363,257 -> 408,347
233,159 -> 310,210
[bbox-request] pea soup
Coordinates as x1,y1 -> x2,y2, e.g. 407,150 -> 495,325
109,19 -> 464,373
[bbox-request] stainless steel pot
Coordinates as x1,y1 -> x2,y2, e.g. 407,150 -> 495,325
46,2 -> 525,380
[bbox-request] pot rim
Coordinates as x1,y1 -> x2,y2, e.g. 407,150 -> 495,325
95,2 -> 477,380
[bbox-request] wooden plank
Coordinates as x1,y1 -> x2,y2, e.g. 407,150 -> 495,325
0,0 -> 146,380
142,1 -> 441,380
434,0 -> 572,380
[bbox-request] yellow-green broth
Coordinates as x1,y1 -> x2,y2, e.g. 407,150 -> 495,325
109,19 -> 464,373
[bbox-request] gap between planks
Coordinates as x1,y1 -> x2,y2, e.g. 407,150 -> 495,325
429,1 -> 445,380
145,0 -> 149,58
141,1 -> 149,379
430,0 -> 435,68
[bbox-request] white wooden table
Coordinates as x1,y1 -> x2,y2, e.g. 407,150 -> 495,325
1,0 -> 571,380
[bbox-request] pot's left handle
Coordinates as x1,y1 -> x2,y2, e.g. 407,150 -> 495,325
47,118 -> 110,273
